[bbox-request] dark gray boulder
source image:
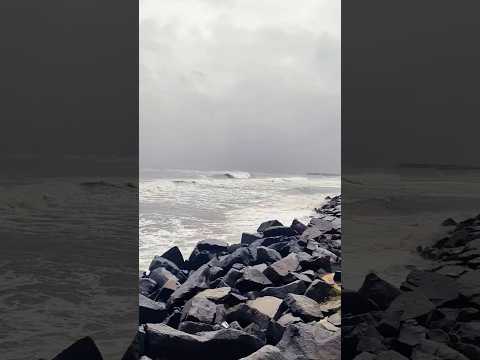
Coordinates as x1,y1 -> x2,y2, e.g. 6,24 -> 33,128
139,278 -> 158,297
358,273 -> 401,310
148,256 -> 187,282
145,324 -> 265,360
219,247 -> 253,269
262,226 -> 298,238
264,254 -> 300,285
161,246 -> 185,269
277,322 -> 340,360
242,232 -> 263,245
257,220 -> 284,233
282,294 -> 324,322
168,263 -> 210,307
139,294 -> 168,324
181,296 -> 217,324
259,280 -> 308,299
402,270 -> 460,306
256,246 -> 282,264
291,219 -> 307,235
148,267 -> 178,288
239,345 -> 286,360
178,321 -> 218,334
52,337 -> 103,360
305,279 -> 334,302
236,267 -> 273,293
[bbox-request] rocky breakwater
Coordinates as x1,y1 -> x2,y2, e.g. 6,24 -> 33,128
343,214 -> 480,360
128,195 -> 342,360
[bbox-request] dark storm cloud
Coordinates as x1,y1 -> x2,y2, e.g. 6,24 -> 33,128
140,0 -> 340,174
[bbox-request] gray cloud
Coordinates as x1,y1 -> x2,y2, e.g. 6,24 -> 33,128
140,0 -> 340,174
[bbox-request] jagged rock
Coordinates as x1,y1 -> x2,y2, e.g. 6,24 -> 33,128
319,299 -> 341,315
196,239 -> 229,253
139,278 -> 158,297
208,266 -> 225,280
256,246 -> 282,264
219,247 -> 253,269
145,323 -> 265,360
242,232 -> 263,245
262,226 -> 298,238
291,219 -> 308,235
225,303 -> 271,329
148,267 -> 178,288
165,309 -> 182,329
282,294 -> 324,321
427,329 -> 449,343
402,270 -> 459,305
52,336 -> 103,360
305,279 -> 334,302
358,273 -> 401,310
453,321 -> 480,344
236,267 -> 273,293
148,256 -> 187,282
181,296 -> 217,324
223,267 -> 244,287
376,350 -> 409,360
454,343 -> 480,360
298,253 -> 332,272
223,292 -> 249,307
264,254 -> 300,285
239,345 -> 286,360
442,218 -> 457,226
343,290 -> 375,315
247,296 -> 283,319
328,312 -> 341,327
161,246 -> 185,269
385,291 -> 435,321
353,353 -> 376,360
214,304 -> 226,324
139,294 -> 168,324
277,313 -> 303,327
259,280 -> 307,299
458,270 -> 480,298
178,321 -> 218,334
168,263 -> 210,306
155,277 -> 181,302
277,322 -> 340,360
251,263 -> 268,272
412,339 -> 469,360
187,248 -> 213,271
397,322 -> 426,347
196,287 -> 231,302
257,220 -> 284,233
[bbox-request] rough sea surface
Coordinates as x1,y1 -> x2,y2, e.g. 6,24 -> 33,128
140,169 -> 340,270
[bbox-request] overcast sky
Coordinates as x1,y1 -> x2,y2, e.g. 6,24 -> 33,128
140,0 -> 340,174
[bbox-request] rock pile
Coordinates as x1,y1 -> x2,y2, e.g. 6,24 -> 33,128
130,195 -> 342,360
343,214 -> 480,360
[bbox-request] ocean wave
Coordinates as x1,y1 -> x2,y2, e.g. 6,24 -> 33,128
209,171 -> 251,179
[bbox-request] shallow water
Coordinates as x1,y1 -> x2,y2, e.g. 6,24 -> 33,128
140,169 -> 340,270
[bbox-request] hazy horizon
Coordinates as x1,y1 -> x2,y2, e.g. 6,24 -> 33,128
140,0 -> 340,174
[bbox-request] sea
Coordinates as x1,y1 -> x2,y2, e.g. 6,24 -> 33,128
140,169 -> 341,270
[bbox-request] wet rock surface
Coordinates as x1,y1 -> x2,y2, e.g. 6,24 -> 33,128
344,214 -> 480,360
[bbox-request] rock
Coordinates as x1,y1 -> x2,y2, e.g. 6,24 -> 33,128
187,248 -> 213,271
358,273 -> 401,310
319,299 -> 341,315
291,219 -> 307,235
168,263 -> 210,306
328,312 -> 341,327
196,239 -> 229,253
148,256 -> 187,282
223,267 -> 244,287
256,246 -> 282,264
376,350 -> 409,360
219,247 -> 253,269
139,294 -> 168,324
223,292 -> 249,307
262,226 -> 298,238
458,270 -> 480,298
442,217 -> 457,226
148,267 -> 178,288
139,278 -> 158,297
353,353 -> 376,360
454,343 -> 480,360
251,263 -> 268,272
264,254 -> 300,285
196,287 -> 231,302
453,321 -> 480,344
165,309 -> 182,329
343,290 -> 375,315
52,337 -> 103,360
397,322 -> 426,347
305,279 -> 334,302
181,296 -> 217,324
435,265 -> 468,278
282,294 -> 324,321
402,270 -> 459,305
155,277 -> 181,302
385,291 -> 435,321
145,323 -> 265,360
236,267 -> 273,293
161,246 -> 185,269
247,296 -> 283,319
277,313 -> 302,327
258,220 -> 284,233
277,322 -> 340,360
259,280 -> 307,299
239,345 -> 287,360
298,253 -> 332,272
242,232 -> 263,245
178,321 -> 217,334
225,303 -> 271,329
427,329 -> 449,343
412,339 -> 469,360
